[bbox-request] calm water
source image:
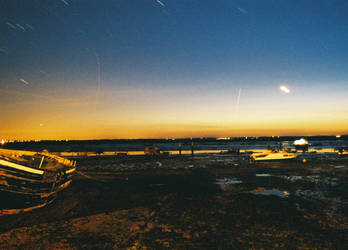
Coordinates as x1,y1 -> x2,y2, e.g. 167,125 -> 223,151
4,139 -> 348,152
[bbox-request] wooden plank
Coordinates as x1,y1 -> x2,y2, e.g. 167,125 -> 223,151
0,159 -> 44,175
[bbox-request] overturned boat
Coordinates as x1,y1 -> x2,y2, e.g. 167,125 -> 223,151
250,149 -> 297,161
0,148 -> 76,215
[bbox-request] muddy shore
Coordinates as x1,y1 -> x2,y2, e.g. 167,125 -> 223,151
1,154 -> 348,248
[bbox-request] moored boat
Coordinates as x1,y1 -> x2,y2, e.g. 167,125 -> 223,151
0,148 -> 76,215
250,149 -> 297,161
338,150 -> 348,156
335,147 -> 348,156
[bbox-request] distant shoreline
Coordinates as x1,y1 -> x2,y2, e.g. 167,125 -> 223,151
2,135 -> 347,154
2,134 -> 348,143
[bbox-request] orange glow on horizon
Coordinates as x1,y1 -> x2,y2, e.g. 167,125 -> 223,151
1,84 -> 347,140
2,120 -> 348,140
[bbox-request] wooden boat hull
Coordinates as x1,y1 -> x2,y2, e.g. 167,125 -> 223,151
0,149 -> 76,214
0,190 -> 55,215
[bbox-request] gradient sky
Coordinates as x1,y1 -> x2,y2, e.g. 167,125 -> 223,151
1,0 -> 348,139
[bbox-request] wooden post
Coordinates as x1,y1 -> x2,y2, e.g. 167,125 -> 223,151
191,141 -> 194,156
179,143 -> 182,155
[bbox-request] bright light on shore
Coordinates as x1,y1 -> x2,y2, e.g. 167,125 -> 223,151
280,85 -> 290,94
1,139 -> 5,145
294,138 -> 308,146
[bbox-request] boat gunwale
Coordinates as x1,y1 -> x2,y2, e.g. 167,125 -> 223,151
0,158 -> 44,175
0,148 -> 74,167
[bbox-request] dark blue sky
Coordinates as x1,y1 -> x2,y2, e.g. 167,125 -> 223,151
1,0 -> 348,139
2,0 -> 348,85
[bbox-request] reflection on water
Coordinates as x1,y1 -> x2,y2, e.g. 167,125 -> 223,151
295,189 -> 325,200
215,177 -> 243,185
214,170 -> 347,206
250,187 -> 290,198
215,176 -> 243,191
334,165 -> 347,169
282,175 -> 303,181
255,173 -> 272,177
280,175 -> 339,186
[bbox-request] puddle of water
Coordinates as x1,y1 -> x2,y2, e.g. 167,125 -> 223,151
306,176 -> 338,186
255,173 -> 271,177
306,175 -> 320,182
215,177 -> 243,185
215,177 -> 243,191
295,189 -> 325,200
279,175 -> 339,186
250,187 -> 289,198
334,165 -> 347,169
296,190 -> 348,209
282,175 -> 303,182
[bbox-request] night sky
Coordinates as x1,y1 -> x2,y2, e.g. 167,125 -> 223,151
1,0 -> 348,139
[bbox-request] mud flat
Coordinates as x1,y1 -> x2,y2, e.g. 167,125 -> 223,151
1,154 -> 348,248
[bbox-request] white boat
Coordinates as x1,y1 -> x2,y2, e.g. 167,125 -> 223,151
250,149 -> 297,161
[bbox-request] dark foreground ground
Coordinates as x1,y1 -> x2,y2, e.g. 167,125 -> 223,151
1,154 -> 348,249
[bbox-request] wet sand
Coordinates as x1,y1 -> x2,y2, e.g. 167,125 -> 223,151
1,154 -> 348,248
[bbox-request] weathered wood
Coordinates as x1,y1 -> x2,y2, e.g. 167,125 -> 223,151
0,149 -> 76,214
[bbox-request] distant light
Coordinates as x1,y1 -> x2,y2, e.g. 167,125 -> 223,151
336,134 -> 341,138
280,85 -> 290,94
39,123 -> 44,127
294,138 -> 308,146
217,137 -> 230,140
1,139 -> 5,145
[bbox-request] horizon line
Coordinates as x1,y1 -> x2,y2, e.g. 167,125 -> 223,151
2,134 -> 347,142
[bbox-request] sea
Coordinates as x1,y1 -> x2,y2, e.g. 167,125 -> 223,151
3,136 -> 348,153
